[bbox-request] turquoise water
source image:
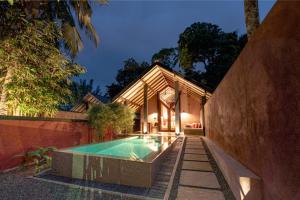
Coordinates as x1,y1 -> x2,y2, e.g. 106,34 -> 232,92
66,136 -> 175,161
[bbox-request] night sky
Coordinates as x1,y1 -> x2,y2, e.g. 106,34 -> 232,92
75,0 -> 276,92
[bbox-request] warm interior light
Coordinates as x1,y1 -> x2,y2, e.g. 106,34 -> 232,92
239,177 -> 251,200
181,112 -> 189,118
175,127 -> 180,134
151,112 -> 158,120
163,112 -> 168,119
143,123 -> 148,133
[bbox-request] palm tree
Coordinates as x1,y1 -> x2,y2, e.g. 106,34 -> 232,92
0,0 -> 106,115
2,0 -> 106,57
244,0 -> 260,38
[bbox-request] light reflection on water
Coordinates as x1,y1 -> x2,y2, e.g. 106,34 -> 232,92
67,135 -> 177,161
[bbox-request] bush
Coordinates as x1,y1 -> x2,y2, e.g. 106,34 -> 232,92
14,146 -> 57,174
87,103 -> 134,138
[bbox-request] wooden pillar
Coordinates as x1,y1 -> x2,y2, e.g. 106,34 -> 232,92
157,92 -> 161,132
175,81 -> 181,134
143,84 -> 148,133
201,95 -> 207,136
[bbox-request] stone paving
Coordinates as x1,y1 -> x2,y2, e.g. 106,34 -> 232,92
176,136 -> 226,200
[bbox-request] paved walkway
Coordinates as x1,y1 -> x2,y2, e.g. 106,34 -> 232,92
176,136 -> 226,200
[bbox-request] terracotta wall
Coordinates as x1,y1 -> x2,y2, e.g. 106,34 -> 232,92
0,119 -> 93,171
54,111 -> 87,120
204,2 -> 300,200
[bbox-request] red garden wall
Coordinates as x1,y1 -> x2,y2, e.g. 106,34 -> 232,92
0,118 -> 93,171
204,1 -> 300,200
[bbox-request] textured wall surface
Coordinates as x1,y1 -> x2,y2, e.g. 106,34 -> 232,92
204,2 -> 300,200
0,119 -> 92,171
54,111 -> 87,120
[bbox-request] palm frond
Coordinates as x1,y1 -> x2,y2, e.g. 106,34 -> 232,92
62,22 -> 83,57
79,14 -> 100,46
70,0 -> 100,47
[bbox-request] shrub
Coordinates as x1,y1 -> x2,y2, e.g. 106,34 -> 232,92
87,103 -> 134,138
14,146 -> 57,174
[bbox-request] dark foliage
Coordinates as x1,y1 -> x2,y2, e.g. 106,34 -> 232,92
178,22 -> 247,90
106,58 -> 150,99
105,23 -> 247,99
151,48 -> 178,69
60,79 -> 102,111
0,0 -> 104,57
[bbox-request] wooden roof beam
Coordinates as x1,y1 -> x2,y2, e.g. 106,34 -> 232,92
140,78 -> 156,94
119,97 -> 141,108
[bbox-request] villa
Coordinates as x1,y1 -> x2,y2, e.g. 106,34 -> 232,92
113,63 -> 212,135
0,2 -> 299,200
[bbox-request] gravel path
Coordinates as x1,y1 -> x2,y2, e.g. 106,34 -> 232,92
0,169 -> 113,200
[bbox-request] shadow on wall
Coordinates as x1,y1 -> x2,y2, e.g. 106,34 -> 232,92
0,119 -> 92,171
204,1 -> 300,200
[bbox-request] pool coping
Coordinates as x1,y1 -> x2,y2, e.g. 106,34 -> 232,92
31,136 -> 186,200
32,137 -> 184,199
163,136 -> 186,200
51,135 -> 181,188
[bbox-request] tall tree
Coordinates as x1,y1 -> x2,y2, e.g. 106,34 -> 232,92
178,22 -> 247,90
106,58 -> 150,99
0,1 -> 105,115
0,18 -> 84,116
244,0 -> 260,38
1,0 -> 106,57
151,48 -> 178,69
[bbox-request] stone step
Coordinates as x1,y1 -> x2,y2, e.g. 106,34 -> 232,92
185,149 -> 207,154
177,186 -> 225,200
179,170 -> 221,189
184,153 -> 209,162
182,161 -> 213,172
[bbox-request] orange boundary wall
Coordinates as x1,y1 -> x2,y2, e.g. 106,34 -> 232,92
204,2 -> 300,200
0,119 -> 93,171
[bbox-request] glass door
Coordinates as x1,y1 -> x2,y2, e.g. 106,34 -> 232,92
160,104 -> 169,131
159,102 -> 175,132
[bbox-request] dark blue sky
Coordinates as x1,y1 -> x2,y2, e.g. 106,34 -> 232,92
75,0 -> 276,92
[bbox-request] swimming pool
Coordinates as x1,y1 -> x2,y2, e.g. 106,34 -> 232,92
64,135 -> 175,161
51,135 -> 178,187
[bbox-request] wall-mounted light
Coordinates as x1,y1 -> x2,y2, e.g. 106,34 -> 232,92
239,177 -> 251,200
143,123 -> 148,134
151,112 -> 158,121
181,111 -> 189,118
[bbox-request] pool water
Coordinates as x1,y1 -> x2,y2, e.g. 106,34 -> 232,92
65,135 -> 176,161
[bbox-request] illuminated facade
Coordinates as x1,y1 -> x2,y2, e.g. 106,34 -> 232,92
113,63 -> 211,134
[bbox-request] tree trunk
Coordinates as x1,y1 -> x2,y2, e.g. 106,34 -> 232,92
0,68 -> 12,115
244,0 -> 260,38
